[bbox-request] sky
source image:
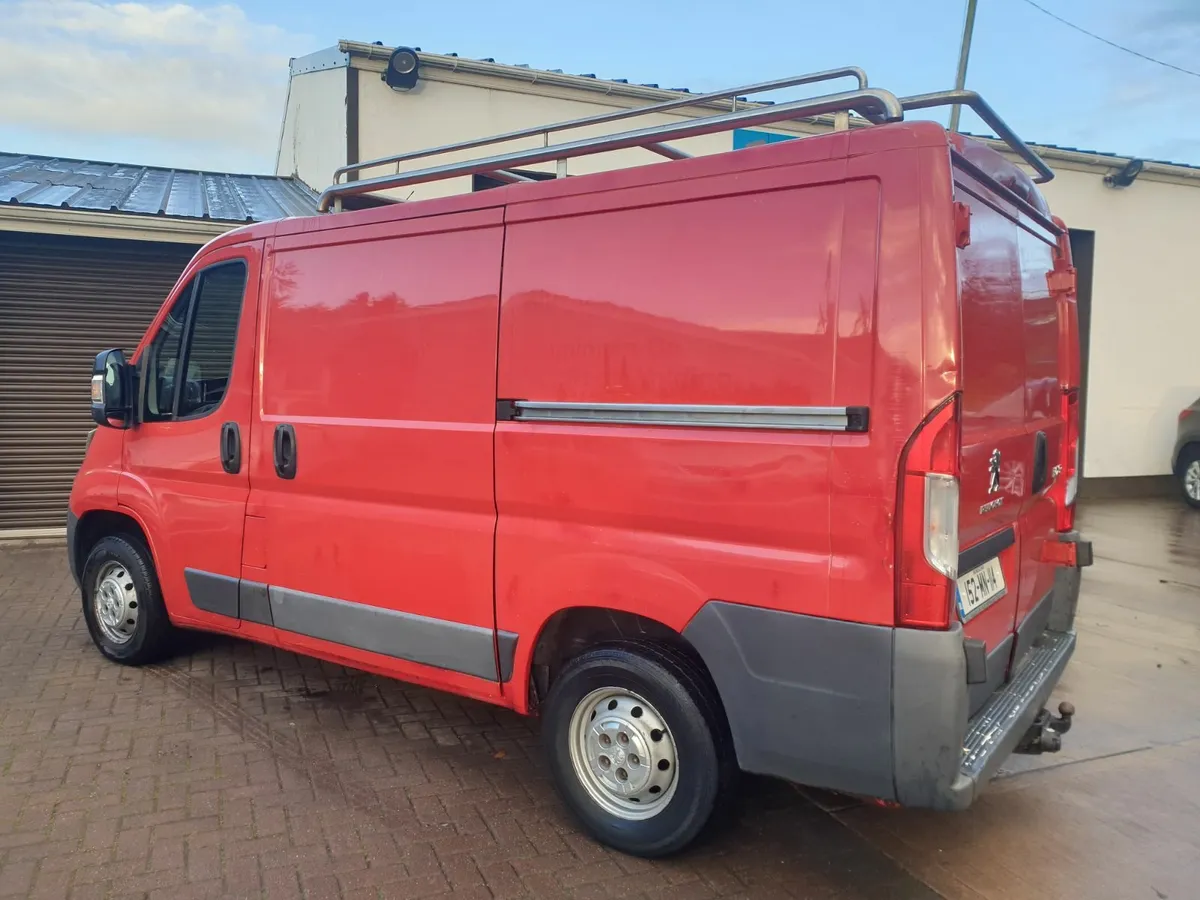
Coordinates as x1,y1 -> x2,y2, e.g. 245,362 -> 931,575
0,0 -> 1197,177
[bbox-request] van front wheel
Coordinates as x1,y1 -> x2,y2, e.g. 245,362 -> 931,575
81,535 -> 178,665
542,641 -> 736,857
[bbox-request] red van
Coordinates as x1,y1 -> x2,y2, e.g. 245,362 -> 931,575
70,74 -> 1091,857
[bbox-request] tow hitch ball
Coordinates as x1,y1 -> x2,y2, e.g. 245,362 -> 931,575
1016,701 -> 1075,754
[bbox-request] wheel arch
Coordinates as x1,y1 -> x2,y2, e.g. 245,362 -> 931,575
72,508 -> 157,584
1174,439 -> 1200,474
526,606 -> 721,716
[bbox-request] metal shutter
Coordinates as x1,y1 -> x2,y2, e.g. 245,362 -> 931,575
0,231 -> 197,531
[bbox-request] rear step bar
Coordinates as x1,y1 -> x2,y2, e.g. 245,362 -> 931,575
948,629 -> 1076,807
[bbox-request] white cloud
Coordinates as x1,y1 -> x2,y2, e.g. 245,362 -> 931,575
0,1 -> 312,172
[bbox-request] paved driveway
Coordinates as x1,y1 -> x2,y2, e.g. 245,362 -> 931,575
1,498 -> 1197,899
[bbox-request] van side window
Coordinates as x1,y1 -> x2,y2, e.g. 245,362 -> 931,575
177,263 -> 246,418
141,261 -> 247,423
142,280 -> 193,423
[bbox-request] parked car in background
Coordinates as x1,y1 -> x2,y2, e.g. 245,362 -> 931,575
1174,398 -> 1200,508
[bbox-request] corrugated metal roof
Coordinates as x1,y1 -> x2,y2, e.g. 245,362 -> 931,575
956,132 -> 1199,172
1019,139 -> 1200,172
0,152 -> 319,223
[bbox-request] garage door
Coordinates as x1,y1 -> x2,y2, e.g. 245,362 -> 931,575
0,232 -> 197,531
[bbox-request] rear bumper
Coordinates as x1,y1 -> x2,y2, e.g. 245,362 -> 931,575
683,551 -> 1084,809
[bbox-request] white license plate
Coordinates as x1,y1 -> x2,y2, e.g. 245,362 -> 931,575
956,557 -> 1007,619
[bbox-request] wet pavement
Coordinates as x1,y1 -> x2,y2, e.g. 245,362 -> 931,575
834,499 -> 1200,899
0,498 -> 1197,899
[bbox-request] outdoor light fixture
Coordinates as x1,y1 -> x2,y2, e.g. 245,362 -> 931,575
1104,158 -> 1144,188
384,46 -> 420,91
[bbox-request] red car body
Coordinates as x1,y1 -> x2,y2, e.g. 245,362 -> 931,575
70,120 -> 1089,834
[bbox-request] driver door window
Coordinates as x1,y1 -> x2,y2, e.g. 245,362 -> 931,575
141,262 -> 247,423
143,280 -> 192,422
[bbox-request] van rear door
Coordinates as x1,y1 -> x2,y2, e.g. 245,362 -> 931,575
954,176 -> 1063,714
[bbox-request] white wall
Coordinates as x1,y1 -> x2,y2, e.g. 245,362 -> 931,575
276,67 -> 346,191
1039,171 -> 1200,478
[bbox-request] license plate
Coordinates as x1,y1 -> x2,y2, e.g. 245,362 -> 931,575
956,557 -> 1007,620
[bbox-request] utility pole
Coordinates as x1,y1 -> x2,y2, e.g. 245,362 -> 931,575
948,0 -> 979,133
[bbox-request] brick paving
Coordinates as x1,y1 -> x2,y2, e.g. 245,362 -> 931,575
0,543 -> 936,900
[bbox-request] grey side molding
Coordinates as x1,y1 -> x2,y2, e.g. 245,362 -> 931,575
184,568 -> 240,619
269,585 -> 510,681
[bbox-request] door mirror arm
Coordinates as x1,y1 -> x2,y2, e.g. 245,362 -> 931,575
90,348 -> 135,428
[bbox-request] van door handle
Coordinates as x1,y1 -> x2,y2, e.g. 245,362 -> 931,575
1032,431 -> 1048,494
273,424 -> 297,479
220,422 -> 241,475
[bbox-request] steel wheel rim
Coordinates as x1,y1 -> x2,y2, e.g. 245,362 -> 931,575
567,687 -> 679,820
93,561 -> 139,645
1186,461 -> 1200,501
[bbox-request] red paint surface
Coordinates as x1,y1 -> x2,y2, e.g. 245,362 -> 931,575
69,120 -> 1078,716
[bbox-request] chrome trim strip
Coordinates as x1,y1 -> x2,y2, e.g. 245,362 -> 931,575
501,401 -> 868,433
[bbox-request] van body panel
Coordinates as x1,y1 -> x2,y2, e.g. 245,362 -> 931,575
117,239 -> 263,629
245,210 -> 505,691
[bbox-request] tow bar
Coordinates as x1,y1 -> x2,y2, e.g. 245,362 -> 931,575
1015,701 -> 1075,754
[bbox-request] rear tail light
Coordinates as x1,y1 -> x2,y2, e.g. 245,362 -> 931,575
1057,390 -> 1081,531
896,395 -> 961,629
1181,408 -> 1195,422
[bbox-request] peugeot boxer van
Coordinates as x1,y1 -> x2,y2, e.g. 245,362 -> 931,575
70,74 -> 1091,857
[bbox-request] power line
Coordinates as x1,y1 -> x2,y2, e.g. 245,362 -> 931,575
1016,0 -> 1200,79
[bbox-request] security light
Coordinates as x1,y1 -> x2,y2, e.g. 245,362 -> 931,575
384,47 -> 420,91
1104,158 -> 1144,188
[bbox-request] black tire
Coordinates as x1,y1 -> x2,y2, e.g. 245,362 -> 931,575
1179,445 -> 1200,510
80,534 -> 179,665
542,640 -> 737,858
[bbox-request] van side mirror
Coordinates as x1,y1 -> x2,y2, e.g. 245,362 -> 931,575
90,349 -> 134,427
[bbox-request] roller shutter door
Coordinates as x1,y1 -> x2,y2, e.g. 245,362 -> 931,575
0,232 -> 197,531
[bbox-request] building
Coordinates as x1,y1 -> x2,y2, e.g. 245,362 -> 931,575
278,40 -> 1200,493
0,153 -> 318,534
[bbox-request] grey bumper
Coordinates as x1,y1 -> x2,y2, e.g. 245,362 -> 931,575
684,587 -> 1078,809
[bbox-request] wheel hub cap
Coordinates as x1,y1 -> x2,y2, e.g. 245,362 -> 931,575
1186,460 -> 1200,501
568,688 -> 678,820
93,562 -> 139,645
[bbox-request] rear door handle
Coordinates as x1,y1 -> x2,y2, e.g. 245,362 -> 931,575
1032,431 -> 1048,494
220,422 -> 241,475
273,424 -> 297,479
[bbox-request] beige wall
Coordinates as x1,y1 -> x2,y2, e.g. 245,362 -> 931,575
279,51 -> 1200,480
1038,170 -> 1200,478
276,66 -> 346,191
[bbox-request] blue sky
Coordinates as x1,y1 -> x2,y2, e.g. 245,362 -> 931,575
1,0 -> 1196,175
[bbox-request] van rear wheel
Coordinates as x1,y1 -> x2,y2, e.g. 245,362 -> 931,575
81,535 -> 178,665
542,641 -> 736,857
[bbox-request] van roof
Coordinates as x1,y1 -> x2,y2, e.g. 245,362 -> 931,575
214,120 -> 1045,253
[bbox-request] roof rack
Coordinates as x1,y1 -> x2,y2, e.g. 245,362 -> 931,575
317,67 -> 1053,212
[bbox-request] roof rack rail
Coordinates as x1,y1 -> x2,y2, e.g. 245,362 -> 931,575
318,69 -> 1052,212
899,90 -> 1054,184
330,67 -> 872,189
